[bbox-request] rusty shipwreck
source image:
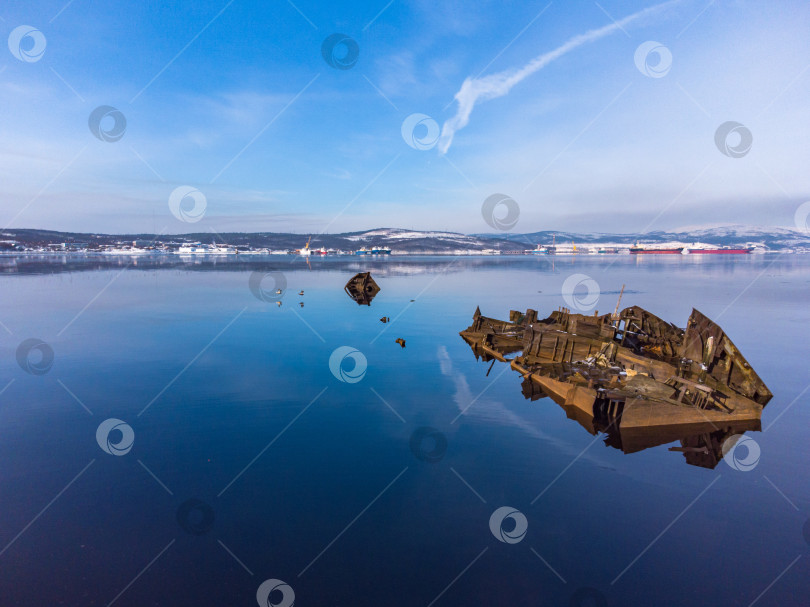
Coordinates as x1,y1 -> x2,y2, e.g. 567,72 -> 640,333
344,272 -> 381,306
460,302 -> 772,468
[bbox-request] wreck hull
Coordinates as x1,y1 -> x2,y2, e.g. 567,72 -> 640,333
511,362 -> 596,416
463,302 -> 773,467
344,272 -> 381,305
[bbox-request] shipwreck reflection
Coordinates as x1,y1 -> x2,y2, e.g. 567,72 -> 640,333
522,373 -> 761,468
460,303 -> 772,469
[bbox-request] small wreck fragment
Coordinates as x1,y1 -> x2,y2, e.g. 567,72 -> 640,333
344,272 -> 380,306
460,304 -> 772,468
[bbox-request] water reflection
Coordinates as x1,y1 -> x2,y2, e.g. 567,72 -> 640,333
2,252 -> 805,283
0,253 -> 528,277
522,372 -> 761,468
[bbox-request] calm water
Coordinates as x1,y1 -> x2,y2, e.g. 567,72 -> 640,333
1,255 -> 809,606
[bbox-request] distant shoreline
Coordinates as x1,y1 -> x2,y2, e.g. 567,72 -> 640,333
0,249 -> 794,258
2,226 -> 809,254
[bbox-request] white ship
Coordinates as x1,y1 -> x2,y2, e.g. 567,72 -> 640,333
553,243 -> 578,255
298,237 -> 313,257
208,244 -> 236,254
102,247 -> 149,255
177,244 -> 209,254
177,243 -> 236,255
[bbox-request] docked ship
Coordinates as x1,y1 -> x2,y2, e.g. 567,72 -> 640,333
682,244 -> 752,254
629,242 -> 684,254
355,246 -> 391,255
297,237 -> 313,257
208,244 -> 236,254
554,242 -> 578,255
177,243 -> 209,254
103,246 -> 149,255
177,243 -> 235,254
529,244 -> 550,255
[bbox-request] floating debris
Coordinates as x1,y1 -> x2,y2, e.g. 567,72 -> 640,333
460,304 -> 772,468
344,272 -> 380,306
380,317 -> 390,323
395,338 -> 406,348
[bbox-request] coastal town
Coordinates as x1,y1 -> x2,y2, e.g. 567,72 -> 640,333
0,239 -> 771,256
0,227 -> 799,256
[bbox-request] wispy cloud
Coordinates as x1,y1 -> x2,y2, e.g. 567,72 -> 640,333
439,0 -> 684,153
324,168 -> 352,180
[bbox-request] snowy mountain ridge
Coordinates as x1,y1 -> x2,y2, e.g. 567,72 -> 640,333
3,225 -> 810,252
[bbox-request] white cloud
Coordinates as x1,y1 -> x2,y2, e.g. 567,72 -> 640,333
439,0 -> 684,153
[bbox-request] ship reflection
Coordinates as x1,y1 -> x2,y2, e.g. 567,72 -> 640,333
520,373 -> 761,468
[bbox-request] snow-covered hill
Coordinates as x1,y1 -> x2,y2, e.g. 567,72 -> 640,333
4,225 -> 809,253
476,225 -> 810,252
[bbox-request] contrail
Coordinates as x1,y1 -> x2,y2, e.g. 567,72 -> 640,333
439,0 -> 684,154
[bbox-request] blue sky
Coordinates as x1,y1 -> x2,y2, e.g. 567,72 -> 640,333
1,0 -> 809,234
